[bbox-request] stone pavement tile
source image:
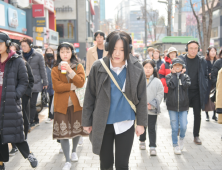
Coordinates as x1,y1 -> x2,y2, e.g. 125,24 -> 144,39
193,165 -> 211,170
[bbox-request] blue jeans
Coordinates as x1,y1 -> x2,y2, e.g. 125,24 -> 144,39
168,110 -> 188,147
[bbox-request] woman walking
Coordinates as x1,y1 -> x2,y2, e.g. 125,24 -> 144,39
139,60 -> 164,156
44,47 -> 56,123
51,42 -> 88,170
204,46 -> 217,121
82,30 -> 148,170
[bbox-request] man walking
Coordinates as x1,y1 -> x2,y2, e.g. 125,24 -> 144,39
179,41 -> 208,145
20,38 -> 48,127
86,30 -> 108,76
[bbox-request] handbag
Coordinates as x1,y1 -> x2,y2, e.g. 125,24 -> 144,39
100,59 -> 136,113
41,88 -> 49,106
75,78 -> 87,108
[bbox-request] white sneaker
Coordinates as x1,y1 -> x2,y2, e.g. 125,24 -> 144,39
45,118 -> 52,123
62,162 -> 71,170
59,148 -> 63,153
78,136 -> 83,145
174,146 -> 181,155
71,152 -> 78,162
179,139 -> 184,151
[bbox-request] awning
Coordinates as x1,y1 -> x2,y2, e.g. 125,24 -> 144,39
0,29 -> 33,41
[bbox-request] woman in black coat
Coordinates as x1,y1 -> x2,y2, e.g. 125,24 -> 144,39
0,33 -> 37,170
9,43 -> 35,156
211,49 -> 222,88
204,46 -> 217,121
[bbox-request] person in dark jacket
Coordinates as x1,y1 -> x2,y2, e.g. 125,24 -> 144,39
204,46 -> 217,121
82,31 -> 148,170
159,47 -> 178,100
20,38 -> 48,127
44,47 -> 55,123
211,49 -> 222,88
178,40 -> 208,145
9,43 -> 35,156
0,33 -> 38,170
152,49 -> 164,72
166,58 -> 191,155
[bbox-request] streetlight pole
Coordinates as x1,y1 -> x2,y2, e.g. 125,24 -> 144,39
144,0 -> 147,57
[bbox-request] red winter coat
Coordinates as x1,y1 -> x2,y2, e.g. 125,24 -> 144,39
159,57 -> 172,93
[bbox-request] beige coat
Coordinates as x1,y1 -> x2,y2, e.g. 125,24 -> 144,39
216,68 -> 222,109
86,45 -> 108,76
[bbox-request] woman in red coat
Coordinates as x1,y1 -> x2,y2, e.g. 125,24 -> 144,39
159,47 -> 178,100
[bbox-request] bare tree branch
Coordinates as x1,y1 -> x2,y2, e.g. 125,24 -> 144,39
189,0 -> 203,49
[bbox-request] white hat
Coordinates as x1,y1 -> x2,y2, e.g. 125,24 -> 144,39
167,47 -> 178,55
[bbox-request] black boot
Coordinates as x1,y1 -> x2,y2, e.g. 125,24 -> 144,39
206,112 -> 209,121
0,163 -> 5,170
212,111 -> 218,121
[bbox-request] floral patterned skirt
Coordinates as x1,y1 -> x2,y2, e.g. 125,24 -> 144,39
53,105 -> 88,139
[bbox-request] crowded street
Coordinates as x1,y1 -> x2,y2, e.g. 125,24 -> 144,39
1,0 -> 222,170
5,103 -> 222,170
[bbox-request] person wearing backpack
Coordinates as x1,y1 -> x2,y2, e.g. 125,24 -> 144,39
82,30 -> 148,170
166,58 -> 191,155
139,60 -> 164,156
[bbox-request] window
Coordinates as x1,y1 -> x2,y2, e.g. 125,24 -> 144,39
211,27 -> 218,38
213,9 -> 219,18
56,20 -> 75,40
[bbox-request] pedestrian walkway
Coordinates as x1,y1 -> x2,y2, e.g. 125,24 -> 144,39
5,103 -> 222,170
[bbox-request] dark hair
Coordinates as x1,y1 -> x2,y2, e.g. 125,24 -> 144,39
219,49 -> 222,59
45,47 -> 56,68
205,46 -> 217,61
10,42 -> 20,51
94,31 -> 105,39
142,59 -> 159,78
107,31 -> 131,61
55,43 -> 79,66
20,37 -> 32,46
10,42 -> 21,55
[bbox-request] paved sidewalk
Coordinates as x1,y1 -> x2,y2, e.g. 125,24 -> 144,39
5,103 -> 222,170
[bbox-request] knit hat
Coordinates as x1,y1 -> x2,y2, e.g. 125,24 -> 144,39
167,47 -> 178,55
172,58 -> 185,67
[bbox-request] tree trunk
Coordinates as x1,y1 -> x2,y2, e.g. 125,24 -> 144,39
190,0 -> 203,50
206,0 -> 216,50
201,0 -> 207,54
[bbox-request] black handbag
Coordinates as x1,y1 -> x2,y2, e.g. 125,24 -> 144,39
41,88 -> 49,106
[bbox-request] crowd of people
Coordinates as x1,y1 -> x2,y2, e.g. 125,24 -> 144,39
0,29 -> 222,170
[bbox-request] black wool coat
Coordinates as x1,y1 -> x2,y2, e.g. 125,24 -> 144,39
0,54 -> 28,144
178,54 -> 208,110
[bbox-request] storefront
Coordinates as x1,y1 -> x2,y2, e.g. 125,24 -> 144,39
0,1 -> 33,42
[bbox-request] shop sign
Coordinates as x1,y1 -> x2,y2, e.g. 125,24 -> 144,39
44,0 -> 54,12
34,17 -> 46,27
49,30 -> 59,45
0,1 -> 26,34
74,43 -> 79,48
54,0 -> 76,20
32,4 -> 44,17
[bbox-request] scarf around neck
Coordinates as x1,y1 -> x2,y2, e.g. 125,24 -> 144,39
23,48 -> 33,61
